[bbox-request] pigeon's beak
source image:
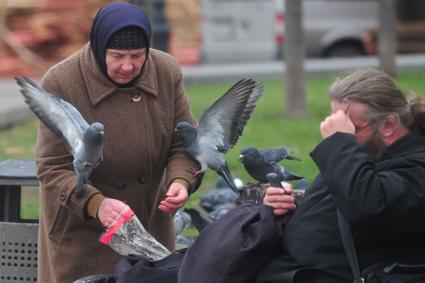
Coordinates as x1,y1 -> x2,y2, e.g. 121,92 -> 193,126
239,154 -> 245,163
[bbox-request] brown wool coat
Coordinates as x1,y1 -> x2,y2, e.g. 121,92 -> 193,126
35,43 -> 201,283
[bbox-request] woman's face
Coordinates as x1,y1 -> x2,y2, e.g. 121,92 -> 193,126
105,48 -> 146,84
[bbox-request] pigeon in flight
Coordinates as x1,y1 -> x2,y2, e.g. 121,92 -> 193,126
15,77 -> 104,198
175,79 -> 264,193
239,146 -> 302,184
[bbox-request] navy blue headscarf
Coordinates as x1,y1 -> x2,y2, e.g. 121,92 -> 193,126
90,2 -> 152,79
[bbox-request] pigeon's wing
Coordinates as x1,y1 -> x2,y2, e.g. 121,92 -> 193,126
260,147 -> 300,164
236,82 -> 264,138
198,79 -> 262,153
16,77 -> 89,156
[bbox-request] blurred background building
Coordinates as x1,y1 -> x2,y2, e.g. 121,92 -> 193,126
0,0 -> 424,77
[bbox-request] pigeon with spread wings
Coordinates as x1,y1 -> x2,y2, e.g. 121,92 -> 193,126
15,77 -> 104,198
175,79 -> 264,193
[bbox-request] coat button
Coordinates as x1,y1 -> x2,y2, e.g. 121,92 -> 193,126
138,176 -> 146,184
132,94 -> 142,102
59,192 -> 66,201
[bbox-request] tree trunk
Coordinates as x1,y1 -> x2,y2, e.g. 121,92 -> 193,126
378,0 -> 397,77
284,0 -> 307,117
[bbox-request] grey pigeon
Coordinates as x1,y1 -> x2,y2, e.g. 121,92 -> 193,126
15,77 -> 104,198
175,79 -> 264,193
184,208 -> 213,232
200,176 -> 239,212
176,235 -> 194,249
239,146 -> 302,184
174,210 -> 191,235
208,203 -> 236,222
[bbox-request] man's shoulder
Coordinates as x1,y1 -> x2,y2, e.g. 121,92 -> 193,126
389,133 -> 425,158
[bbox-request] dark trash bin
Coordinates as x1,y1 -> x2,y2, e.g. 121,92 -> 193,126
0,159 -> 39,283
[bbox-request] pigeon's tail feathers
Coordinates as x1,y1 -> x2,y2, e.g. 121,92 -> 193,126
286,155 -> 301,161
217,164 -> 239,194
237,82 -> 265,137
261,147 -> 299,163
74,174 -> 86,199
282,169 -> 304,182
183,208 -> 212,232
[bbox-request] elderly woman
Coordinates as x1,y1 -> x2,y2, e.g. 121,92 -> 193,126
35,3 -> 201,282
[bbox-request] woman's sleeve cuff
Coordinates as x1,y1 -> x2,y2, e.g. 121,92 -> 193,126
86,193 -> 106,219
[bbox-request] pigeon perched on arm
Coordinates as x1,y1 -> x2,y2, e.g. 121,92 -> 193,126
15,76 -> 104,198
239,146 -> 302,183
175,79 -> 264,193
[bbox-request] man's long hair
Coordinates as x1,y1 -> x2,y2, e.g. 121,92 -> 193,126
329,68 -> 425,135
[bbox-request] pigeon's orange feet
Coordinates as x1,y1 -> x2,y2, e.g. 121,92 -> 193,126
187,168 -> 203,176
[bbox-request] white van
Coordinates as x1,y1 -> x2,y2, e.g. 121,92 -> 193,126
278,0 -> 379,58
201,0 -> 278,63
200,0 -> 379,62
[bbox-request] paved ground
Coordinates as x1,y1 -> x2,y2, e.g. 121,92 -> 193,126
1,54 -> 425,130
0,79 -> 36,130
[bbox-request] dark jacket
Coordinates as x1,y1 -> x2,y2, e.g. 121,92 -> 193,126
35,44 -> 201,283
258,132 -> 425,283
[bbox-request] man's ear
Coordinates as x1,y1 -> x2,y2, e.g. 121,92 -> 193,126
381,114 -> 399,137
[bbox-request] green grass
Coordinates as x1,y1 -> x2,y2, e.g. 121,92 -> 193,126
0,120 -> 37,161
2,69 -> 425,223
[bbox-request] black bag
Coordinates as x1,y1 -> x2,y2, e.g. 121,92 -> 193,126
337,209 -> 425,283
178,203 -> 283,283
361,260 -> 425,283
113,249 -> 186,283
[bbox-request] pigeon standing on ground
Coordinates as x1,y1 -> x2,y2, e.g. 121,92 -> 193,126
200,176 -> 240,212
175,79 -> 264,193
174,209 -> 192,236
207,202 -> 236,222
184,208 -> 213,232
15,76 -> 104,198
239,146 -> 302,183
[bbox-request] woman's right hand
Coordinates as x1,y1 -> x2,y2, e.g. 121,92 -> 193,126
263,184 -> 297,216
97,198 -> 129,228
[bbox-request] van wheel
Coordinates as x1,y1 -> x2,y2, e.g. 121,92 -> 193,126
324,43 -> 364,58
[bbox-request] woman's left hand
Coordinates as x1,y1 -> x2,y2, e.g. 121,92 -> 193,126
159,182 -> 188,213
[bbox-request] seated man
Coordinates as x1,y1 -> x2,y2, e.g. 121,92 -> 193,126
260,68 -> 425,283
